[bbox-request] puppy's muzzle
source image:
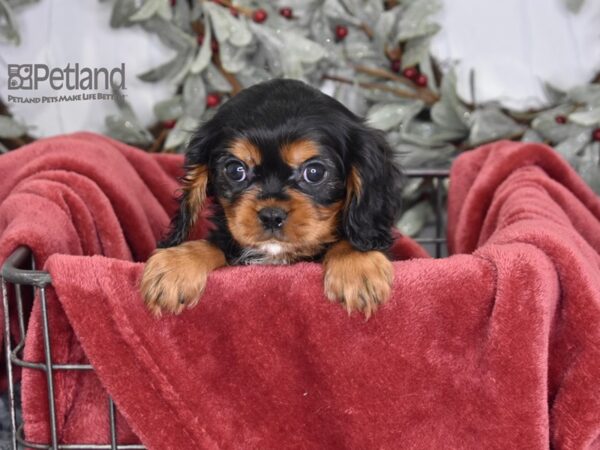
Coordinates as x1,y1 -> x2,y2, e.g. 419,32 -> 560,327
258,207 -> 287,231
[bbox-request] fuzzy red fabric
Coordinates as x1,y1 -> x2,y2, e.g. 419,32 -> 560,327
0,133 -> 426,447
1,136 -> 599,448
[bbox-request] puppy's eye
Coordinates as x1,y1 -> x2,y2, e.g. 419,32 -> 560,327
224,161 -> 247,182
302,163 -> 327,184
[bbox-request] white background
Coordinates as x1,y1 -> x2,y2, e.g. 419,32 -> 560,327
1,0 -> 600,137
431,0 -> 600,110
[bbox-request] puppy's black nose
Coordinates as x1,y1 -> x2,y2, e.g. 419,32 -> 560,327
258,207 -> 287,230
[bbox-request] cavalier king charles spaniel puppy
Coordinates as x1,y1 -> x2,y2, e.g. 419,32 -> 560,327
141,79 -> 402,317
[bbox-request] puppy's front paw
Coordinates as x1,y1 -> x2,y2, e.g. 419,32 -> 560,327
323,241 -> 393,318
140,240 -> 226,316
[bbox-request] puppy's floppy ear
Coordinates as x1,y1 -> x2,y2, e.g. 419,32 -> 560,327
158,126 -> 217,248
343,127 -> 402,252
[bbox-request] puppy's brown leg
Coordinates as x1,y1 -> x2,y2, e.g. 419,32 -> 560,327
140,240 -> 226,316
323,240 -> 393,318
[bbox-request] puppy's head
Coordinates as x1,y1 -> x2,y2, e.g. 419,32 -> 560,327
160,79 -> 402,263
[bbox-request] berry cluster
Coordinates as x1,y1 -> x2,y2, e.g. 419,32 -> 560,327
400,66 -> 428,87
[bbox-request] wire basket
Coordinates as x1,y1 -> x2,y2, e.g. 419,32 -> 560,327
1,168 -> 449,450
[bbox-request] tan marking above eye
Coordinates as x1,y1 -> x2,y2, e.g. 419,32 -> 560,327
282,140 -> 320,168
229,138 -> 262,166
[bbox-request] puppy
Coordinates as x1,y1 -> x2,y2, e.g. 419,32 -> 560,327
141,79 -> 402,317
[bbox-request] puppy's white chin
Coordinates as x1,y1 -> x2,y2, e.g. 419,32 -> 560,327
234,243 -> 290,265
260,242 -> 284,256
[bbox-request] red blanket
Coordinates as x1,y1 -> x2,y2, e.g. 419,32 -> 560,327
1,135 -> 600,449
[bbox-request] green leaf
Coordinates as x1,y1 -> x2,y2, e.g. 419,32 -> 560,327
577,142 -> 600,194
563,0 -> 585,13
521,129 -> 544,143
402,35 -> 432,69
430,69 -> 470,132
569,107 -> 600,127
323,0 -> 362,26
128,0 -> 161,22
344,36 -> 379,64
373,5 -> 401,45
138,56 -> 178,82
339,0 -> 362,16
138,50 -> 192,83
246,23 -> 283,76
334,83 -> 368,117
219,41 -> 249,74
555,128 -> 592,164
542,83 -> 567,104
164,115 -> 199,150
531,105 -> 582,143
203,62 -> 232,92
190,1 -> 203,21
182,74 -> 206,119
567,84 -> 600,106
190,17 -> 212,74
228,16 -> 252,47
105,115 -> 153,145
395,0 -> 441,42
402,120 -> 466,147
367,101 -> 423,131
236,66 -> 271,87
143,17 -> 195,51
7,0 -> 40,7
280,29 -> 327,64
467,106 -> 526,146
155,0 -> 172,21
173,0 -> 191,32
110,0 -> 137,28
250,24 -> 327,78
154,96 -> 184,121
395,143 -> 455,168
0,115 -> 27,138
0,0 -> 20,45
171,50 -> 196,85
205,2 -> 252,47
395,200 -> 434,237
401,177 -> 425,202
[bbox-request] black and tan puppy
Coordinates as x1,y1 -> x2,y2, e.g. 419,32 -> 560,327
141,79 -> 402,317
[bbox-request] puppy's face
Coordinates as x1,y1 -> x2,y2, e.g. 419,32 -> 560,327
160,79 -> 402,263
211,138 -> 346,263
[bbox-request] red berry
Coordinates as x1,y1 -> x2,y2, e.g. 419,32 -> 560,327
230,7 -> 239,17
555,115 -> 567,124
170,0 -> 176,6
279,7 -> 293,19
252,9 -> 268,23
335,25 -> 349,40
206,93 -> 221,108
211,39 -> 219,53
593,128 -> 600,142
402,67 -> 418,80
415,74 -> 428,87
163,120 -> 176,129
390,59 -> 401,73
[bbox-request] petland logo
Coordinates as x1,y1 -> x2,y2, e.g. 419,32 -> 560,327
7,63 -> 126,104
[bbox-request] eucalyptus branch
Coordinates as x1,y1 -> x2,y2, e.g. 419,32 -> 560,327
213,56 -> 243,96
353,65 -> 439,104
322,74 -> 437,105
